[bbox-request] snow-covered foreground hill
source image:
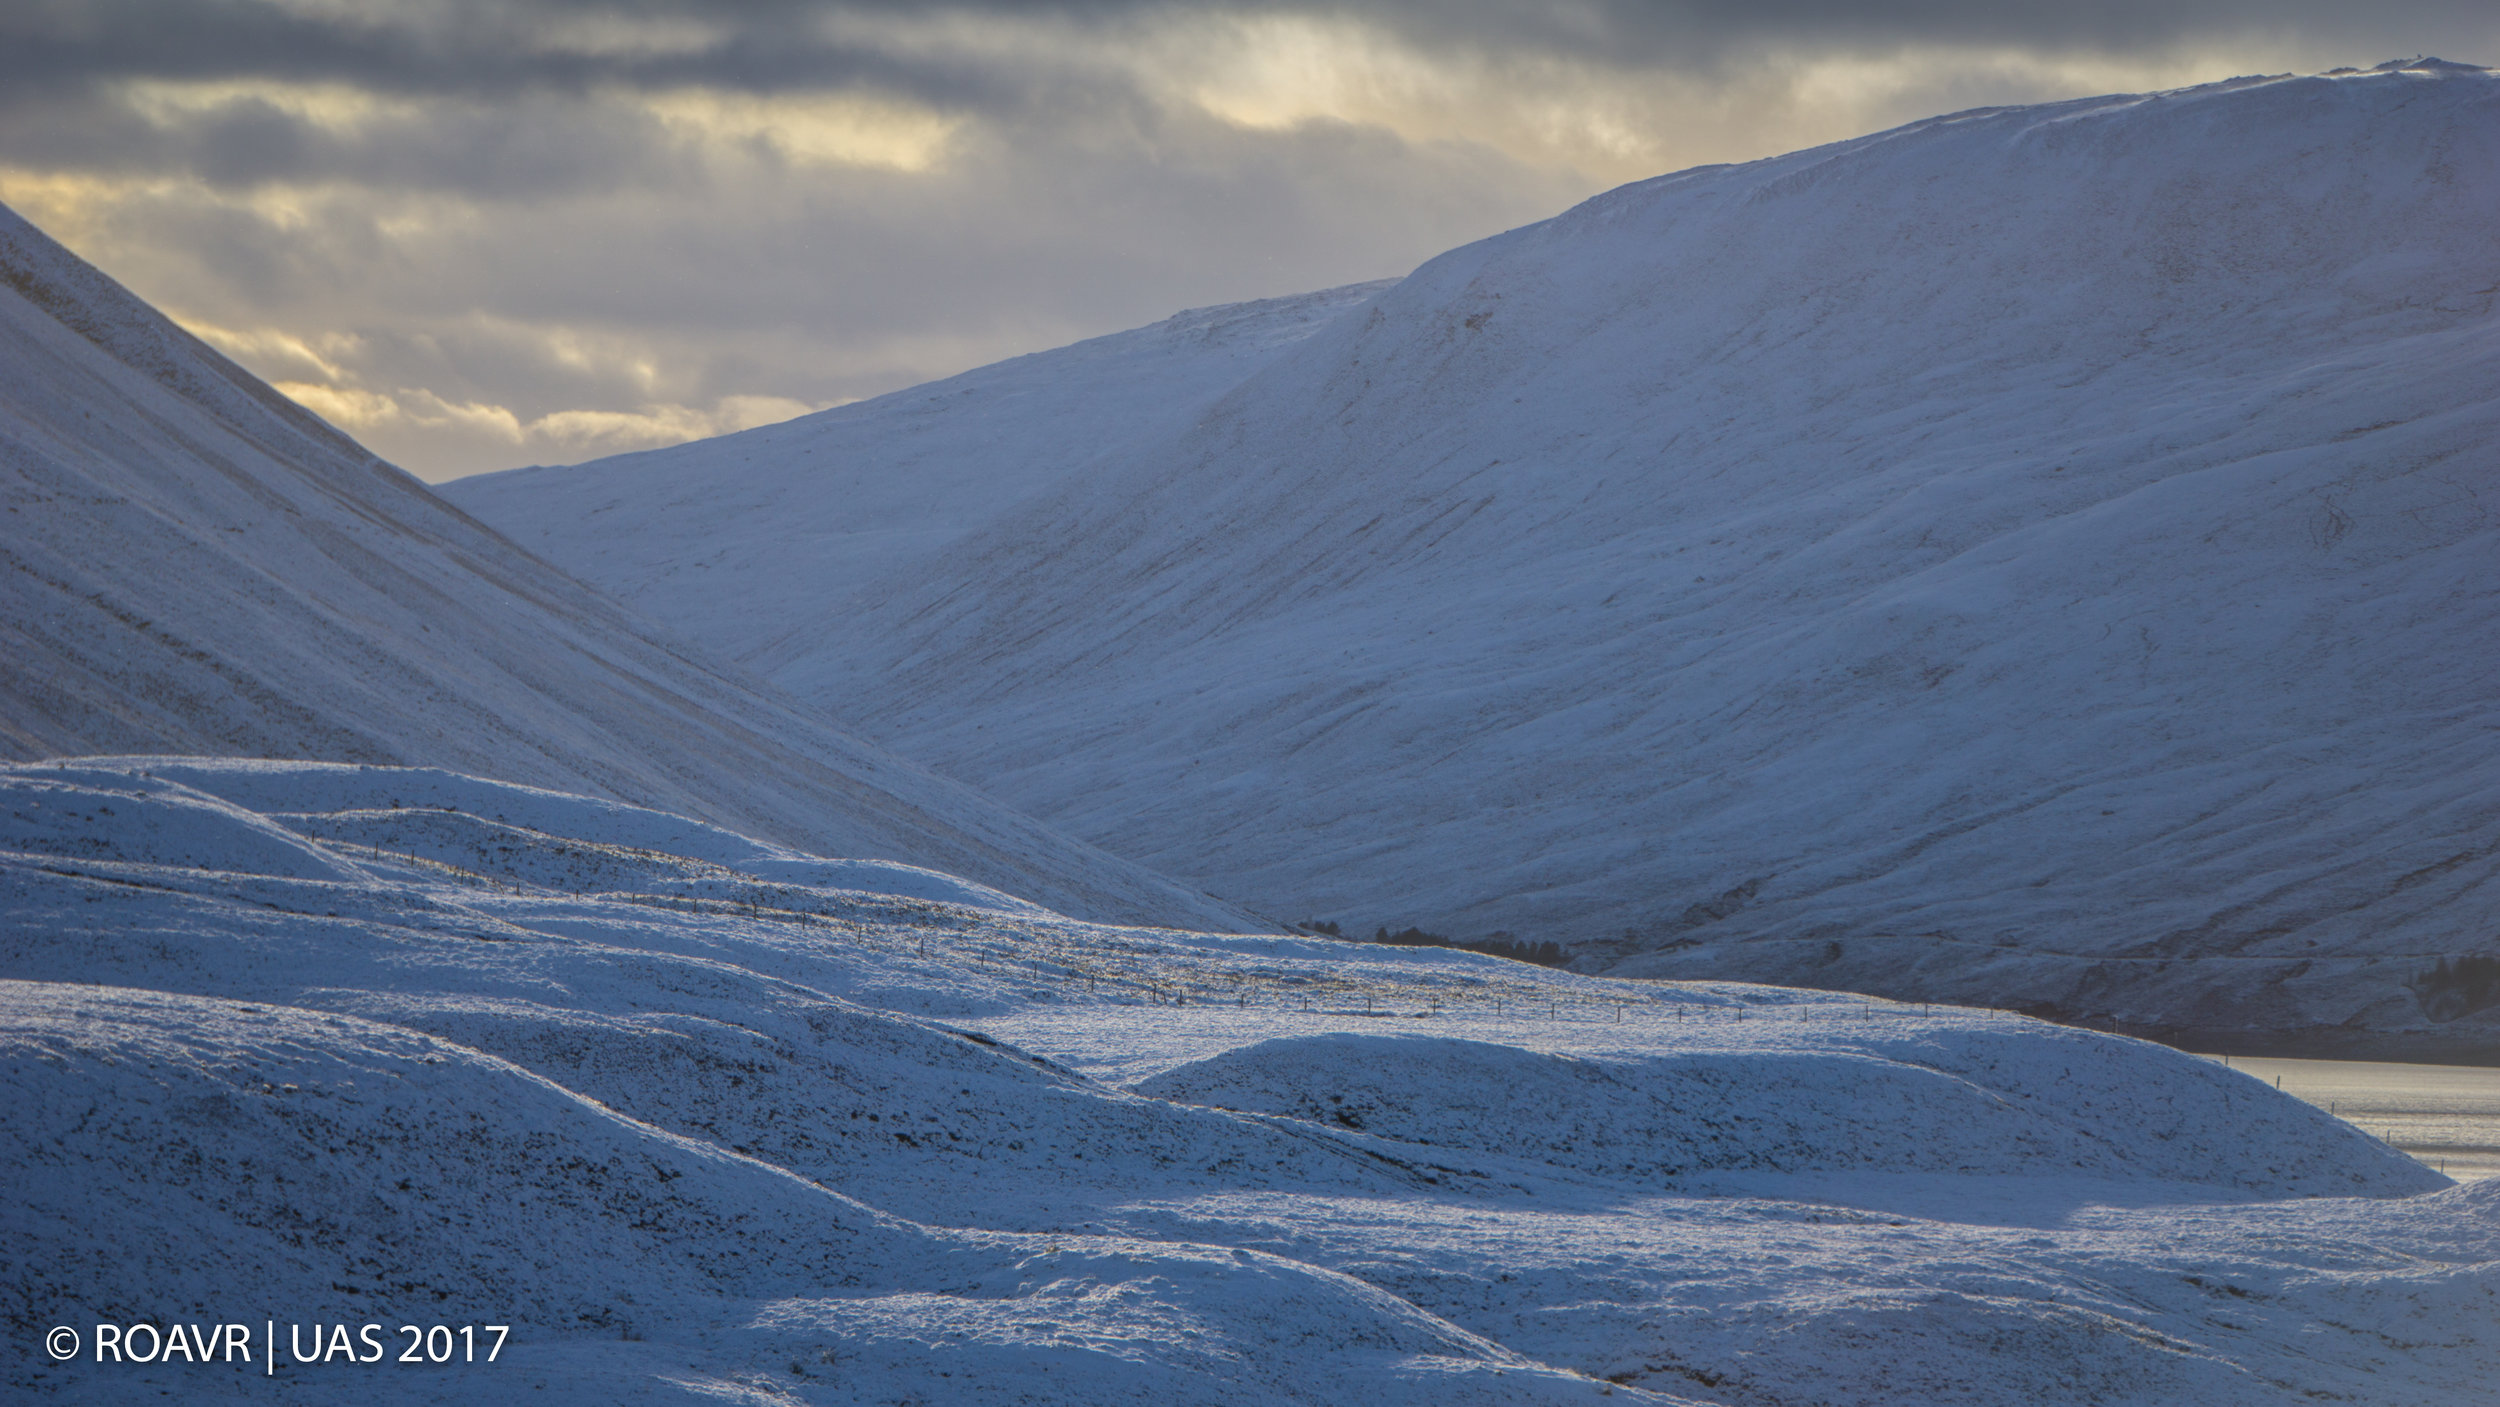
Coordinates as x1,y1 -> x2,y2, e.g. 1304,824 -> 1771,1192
7,760 -> 2493,1404
0,204 -> 1253,934
450,62 -> 2500,1060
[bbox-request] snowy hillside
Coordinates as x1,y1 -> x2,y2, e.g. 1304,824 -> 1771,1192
0,203 -> 1257,932
453,62 -> 2500,1058
445,280 -> 1395,661
8,760 -> 2493,1404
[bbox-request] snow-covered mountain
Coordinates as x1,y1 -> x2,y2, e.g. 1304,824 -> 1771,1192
447,279 -> 1395,661
0,203 -> 1258,932
452,62 -> 2500,1058
9,759 -> 2492,1404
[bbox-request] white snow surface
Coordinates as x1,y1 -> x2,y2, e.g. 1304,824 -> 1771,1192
447,280 -> 1396,661
448,63 -> 2500,1056
7,760 -> 2495,1404
0,204 -> 1259,934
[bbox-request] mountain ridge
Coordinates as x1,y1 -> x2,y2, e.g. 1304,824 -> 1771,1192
458,64 -> 2500,1055
0,201 -> 1263,932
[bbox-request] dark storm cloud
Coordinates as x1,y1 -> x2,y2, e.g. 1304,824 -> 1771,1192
7,0 -> 2489,199
5,1 -> 2488,478
2,0 -> 1028,102
0,3 -> 1142,198
0,81 -> 684,195
1340,0 -> 2500,63
9,1 -> 2492,98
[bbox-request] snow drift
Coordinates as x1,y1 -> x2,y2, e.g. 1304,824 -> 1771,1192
4,984 -> 1558,1406
453,62 -> 2500,1056
1132,1027 -> 2413,1190
10,759 -> 2494,1403
0,206 -> 1257,932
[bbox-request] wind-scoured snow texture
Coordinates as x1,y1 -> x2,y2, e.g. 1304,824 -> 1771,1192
7,760 -> 2493,1404
3,985 -> 1568,1407
445,281 -> 1396,663
0,205 -> 1262,933
453,63 -> 2500,1057
1129,1027 -> 2407,1189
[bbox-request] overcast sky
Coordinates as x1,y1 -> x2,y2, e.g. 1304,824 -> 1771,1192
4,2 -> 2492,480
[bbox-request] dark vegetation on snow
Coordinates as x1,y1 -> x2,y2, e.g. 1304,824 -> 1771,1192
1296,920 -> 1570,968
2414,954 -> 2500,1023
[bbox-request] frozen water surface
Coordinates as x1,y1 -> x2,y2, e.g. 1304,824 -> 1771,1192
2218,1055 -> 2500,1181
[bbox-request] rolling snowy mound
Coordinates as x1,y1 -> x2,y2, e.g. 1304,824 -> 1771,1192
454,62 -> 2500,1056
0,204 -> 1254,932
5,984 -> 1565,1406
1130,1026 -> 2398,1188
9,760 -> 2495,1403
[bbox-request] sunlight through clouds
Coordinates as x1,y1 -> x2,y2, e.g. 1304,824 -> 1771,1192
1170,11 -> 1667,178
117,78 -> 423,135
179,317 -> 361,383
0,1 -> 2489,478
268,376 -> 826,461
640,90 -> 964,172
1165,13 -> 2334,184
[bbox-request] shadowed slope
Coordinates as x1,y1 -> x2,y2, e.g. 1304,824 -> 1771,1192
468,63 -> 2500,1054
0,204 -> 1261,932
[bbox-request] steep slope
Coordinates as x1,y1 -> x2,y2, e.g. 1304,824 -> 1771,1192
0,203 -> 1259,931
455,61 -> 2500,1055
445,280 -> 1395,662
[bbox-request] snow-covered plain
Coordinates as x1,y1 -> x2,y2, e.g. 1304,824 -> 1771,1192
450,61 -> 2500,1059
7,760 -> 2494,1404
0,202 -> 1254,934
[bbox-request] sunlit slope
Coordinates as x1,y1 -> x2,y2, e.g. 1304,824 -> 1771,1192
0,204 -> 1261,931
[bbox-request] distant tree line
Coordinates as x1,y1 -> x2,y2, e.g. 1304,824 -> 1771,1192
1293,919 -> 1569,968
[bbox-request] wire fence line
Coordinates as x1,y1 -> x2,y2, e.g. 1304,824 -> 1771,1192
610,888 -> 1925,1024
360,859 -> 1952,1027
